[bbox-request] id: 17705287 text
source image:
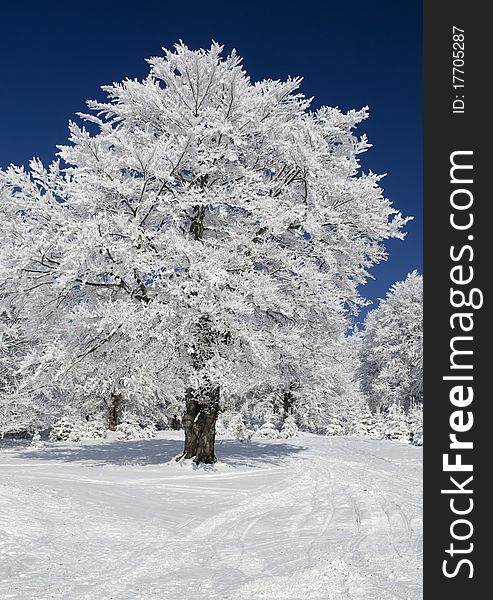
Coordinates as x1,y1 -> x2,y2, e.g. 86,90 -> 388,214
452,26 -> 465,114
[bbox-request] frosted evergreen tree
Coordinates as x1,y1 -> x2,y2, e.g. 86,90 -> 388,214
382,403 -> 410,442
408,402 -> 423,446
325,411 -> 344,436
256,412 -> 281,439
115,416 -> 157,440
372,411 -> 386,439
346,402 -> 371,437
279,415 -> 299,439
227,413 -> 252,441
357,404 -> 378,438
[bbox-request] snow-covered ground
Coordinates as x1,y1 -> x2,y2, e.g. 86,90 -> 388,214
0,432 -> 422,600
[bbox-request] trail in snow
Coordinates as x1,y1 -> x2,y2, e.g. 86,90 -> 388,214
0,432 -> 422,600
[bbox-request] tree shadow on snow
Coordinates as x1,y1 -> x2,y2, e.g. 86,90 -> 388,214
215,438 -> 306,469
21,437 -> 306,468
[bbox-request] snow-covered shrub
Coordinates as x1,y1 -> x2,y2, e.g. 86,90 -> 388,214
279,415 -> 299,439
216,410 -> 237,436
48,416 -> 80,442
115,419 -> 157,440
215,415 -> 228,436
345,402 -> 373,437
382,403 -> 409,442
347,417 -> 370,437
87,420 -> 107,439
255,413 -> 281,439
325,412 -> 344,436
352,405 -> 383,439
227,414 -> 253,441
216,411 -> 253,440
49,415 -> 107,442
256,422 -> 280,439
408,403 -> 423,446
30,431 -> 43,448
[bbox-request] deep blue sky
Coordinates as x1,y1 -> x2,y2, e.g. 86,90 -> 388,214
0,0 -> 422,316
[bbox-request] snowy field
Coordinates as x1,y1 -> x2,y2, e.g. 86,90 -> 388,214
0,432 -> 422,600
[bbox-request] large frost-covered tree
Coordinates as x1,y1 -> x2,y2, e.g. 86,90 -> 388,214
0,42 -> 409,461
358,271 -> 423,412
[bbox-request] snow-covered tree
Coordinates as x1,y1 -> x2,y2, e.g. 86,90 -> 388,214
0,295 -> 58,437
0,42 -> 409,461
279,414 -> 299,439
288,332 -> 366,435
324,411 -> 345,436
382,403 -> 410,442
358,271 -> 423,413
225,413 -> 253,441
49,414 -> 106,442
346,402 -> 371,436
0,301 -> 30,436
256,412 -> 281,439
115,416 -> 157,440
358,404 -> 383,439
408,401 -> 423,446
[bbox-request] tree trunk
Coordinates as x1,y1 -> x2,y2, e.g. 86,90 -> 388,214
190,204 -> 206,240
283,389 -> 294,418
180,386 -> 220,464
179,201 -> 221,464
108,393 -> 121,431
